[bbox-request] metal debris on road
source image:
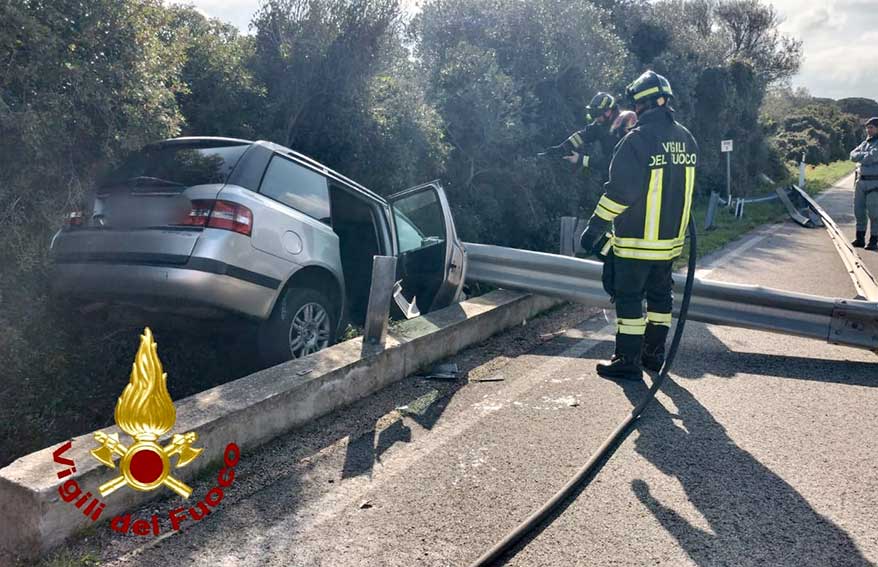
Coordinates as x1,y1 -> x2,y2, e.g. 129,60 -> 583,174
539,330 -> 565,342
470,373 -> 506,383
418,362 -> 459,381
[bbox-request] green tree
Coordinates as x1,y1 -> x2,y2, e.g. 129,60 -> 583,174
250,0 -> 400,147
714,0 -> 802,84
248,0 -> 444,190
627,0 -> 801,194
0,0 -> 188,462
414,0 -> 629,248
170,6 -> 266,139
761,87 -> 864,165
837,97 -> 878,121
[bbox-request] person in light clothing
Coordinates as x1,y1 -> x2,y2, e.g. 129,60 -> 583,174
851,117 -> 878,251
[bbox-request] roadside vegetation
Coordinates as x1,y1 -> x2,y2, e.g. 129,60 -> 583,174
0,0 -> 872,466
762,86 -> 865,165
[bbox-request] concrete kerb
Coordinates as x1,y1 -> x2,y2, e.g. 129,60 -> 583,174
0,289 -> 562,563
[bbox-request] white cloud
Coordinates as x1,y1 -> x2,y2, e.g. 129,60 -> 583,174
768,0 -> 878,99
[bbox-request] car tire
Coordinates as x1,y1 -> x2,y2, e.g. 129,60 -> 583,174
259,287 -> 337,367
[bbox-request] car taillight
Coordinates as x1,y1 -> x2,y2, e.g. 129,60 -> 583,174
64,210 -> 85,228
180,200 -> 253,236
181,200 -> 213,228
208,200 -> 253,236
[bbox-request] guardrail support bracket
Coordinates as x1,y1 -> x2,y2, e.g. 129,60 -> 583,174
362,255 -> 397,357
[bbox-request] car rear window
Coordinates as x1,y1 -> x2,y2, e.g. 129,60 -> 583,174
100,142 -> 250,189
259,155 -> 331,223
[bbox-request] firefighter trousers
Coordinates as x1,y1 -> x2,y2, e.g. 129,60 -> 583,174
611,256 -> 674,360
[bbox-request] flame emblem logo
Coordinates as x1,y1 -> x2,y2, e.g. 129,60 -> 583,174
90,328 -> 203,498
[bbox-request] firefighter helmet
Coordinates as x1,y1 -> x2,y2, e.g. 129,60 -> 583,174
625,70 -> 673,104
587,92 -> 616,113
586,92 -> 616,121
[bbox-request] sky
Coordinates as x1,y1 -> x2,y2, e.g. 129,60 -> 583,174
182,0 -> 878,101
768,0 -> 878,100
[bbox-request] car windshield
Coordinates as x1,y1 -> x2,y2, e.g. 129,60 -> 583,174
100,142 -> 250,189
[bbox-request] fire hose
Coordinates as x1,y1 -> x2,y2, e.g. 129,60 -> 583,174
468,217 -> 698,566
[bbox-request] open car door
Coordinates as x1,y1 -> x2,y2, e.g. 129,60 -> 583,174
387,181 -> 467,317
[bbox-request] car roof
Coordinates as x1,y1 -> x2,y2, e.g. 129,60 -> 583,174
155,136 -> 253,147
156,136 -> 386,203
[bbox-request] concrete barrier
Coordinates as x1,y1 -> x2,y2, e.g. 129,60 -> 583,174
0,290 -> 561,563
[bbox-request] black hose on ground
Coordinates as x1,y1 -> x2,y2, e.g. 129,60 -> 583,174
468,217 -> 698,567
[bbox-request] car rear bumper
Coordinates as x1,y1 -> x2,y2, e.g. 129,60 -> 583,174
51,258 -> 280,320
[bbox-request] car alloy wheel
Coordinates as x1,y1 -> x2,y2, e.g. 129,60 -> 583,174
288,302 -> 331,358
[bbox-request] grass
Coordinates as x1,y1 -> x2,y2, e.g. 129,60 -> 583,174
799,160 -> 858,194
675,160 -> 857,268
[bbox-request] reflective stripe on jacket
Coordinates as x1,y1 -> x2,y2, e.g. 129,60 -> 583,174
562,112 -> 626,181
590,106 -> 698,261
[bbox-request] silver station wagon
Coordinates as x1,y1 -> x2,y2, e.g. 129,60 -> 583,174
50,137 -> 467,364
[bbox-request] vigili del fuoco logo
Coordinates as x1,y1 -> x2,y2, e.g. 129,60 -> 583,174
52,328 -> 241,536
90,327 -> 203,498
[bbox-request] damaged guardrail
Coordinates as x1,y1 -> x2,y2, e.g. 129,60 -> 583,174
786,184 -> 878,302
464,242 -> 878,353
776,185 -> 823,228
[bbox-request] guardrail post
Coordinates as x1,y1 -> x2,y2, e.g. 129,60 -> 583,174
560,216 -> 577,256
799,153 -> 806,189
705,191 -> 719,230
362,255 -> 397,357
735,198 -> 744,219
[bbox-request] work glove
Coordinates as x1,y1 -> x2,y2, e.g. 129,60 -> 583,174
594,232 -> 613,261
537,144 -> 572,159
563,152 -> 590,169
579,220 -> 610,257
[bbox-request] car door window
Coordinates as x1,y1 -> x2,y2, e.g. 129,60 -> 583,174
259,155 -> 331,223
392,190 -> 446,254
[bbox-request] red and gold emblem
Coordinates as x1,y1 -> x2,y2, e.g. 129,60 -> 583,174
90,328 -> 202,498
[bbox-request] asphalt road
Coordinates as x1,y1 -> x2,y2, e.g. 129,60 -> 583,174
63,174 -> 877,567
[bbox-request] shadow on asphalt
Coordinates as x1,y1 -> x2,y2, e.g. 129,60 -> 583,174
618,377 -> 871,567
340,302 -> 589,482
670,326 -> 877,387
340,375 -> 468,480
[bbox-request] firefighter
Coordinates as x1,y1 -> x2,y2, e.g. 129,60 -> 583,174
851,117 -> 878,250
544,92 -> 637,183
579,70 -> 699,381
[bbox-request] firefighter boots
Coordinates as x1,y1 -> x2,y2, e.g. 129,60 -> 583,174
597,334 -> 644,381
641,346 -> 665,373
641,322 -> 669,372
596,355 -> 643,381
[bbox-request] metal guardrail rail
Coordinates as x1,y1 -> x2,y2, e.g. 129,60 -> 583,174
776,185 -> 821,228
464,242 -> 878,352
